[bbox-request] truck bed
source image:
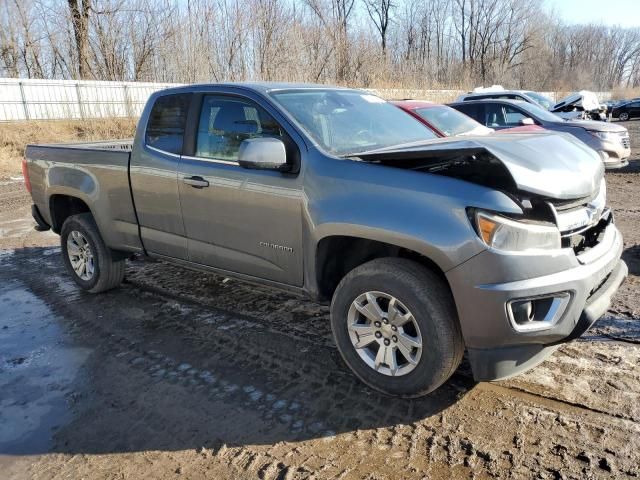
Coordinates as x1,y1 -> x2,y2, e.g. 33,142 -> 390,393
27,139 -> 134,152
24,138 -> 142,253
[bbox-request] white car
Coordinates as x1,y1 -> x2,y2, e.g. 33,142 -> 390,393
456,86 -> 586,120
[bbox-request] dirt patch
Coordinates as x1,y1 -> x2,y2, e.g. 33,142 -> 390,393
0,118 -> 136,180
0,120 -> 639,479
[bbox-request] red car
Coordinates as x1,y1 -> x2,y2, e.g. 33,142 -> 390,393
392,100 -> 543,137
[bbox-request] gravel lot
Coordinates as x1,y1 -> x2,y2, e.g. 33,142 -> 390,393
1,122 -> 639,479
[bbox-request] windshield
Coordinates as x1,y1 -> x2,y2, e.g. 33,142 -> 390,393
269,89 -> 436,155
414,106 -> 485,136
518,101 -> 563,122
525,91 -> 555,110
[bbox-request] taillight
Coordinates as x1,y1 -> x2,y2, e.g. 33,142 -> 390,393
22,158 -> 32,193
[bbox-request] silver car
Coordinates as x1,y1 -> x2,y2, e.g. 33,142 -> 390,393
450,99 -> 631,168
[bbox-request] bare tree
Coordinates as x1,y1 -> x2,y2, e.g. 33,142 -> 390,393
67,0 -> 92,79
2,0 -> 640,92
363,0 -> 394,55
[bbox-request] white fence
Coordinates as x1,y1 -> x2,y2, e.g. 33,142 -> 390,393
0,78 -> 179,122
0,78 -> 611,122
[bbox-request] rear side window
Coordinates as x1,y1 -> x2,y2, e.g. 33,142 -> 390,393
145,93 -> 191,154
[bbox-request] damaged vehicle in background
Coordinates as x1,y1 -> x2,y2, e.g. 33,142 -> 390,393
552,91 -> 608,121
23,84 -> 627,397
456,86 -> 608,121
449,98 -> 631,169
391,100 -> 543,137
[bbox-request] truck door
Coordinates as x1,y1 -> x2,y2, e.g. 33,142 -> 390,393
130,92 -> 191,259
177,94 -> 304,286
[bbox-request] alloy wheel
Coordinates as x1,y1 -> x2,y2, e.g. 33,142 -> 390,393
67,230 -> 95,281
347,291 -> 423,377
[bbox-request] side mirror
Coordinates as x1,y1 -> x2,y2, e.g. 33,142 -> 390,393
520,117 -> 535,126
238,137 -> 288,171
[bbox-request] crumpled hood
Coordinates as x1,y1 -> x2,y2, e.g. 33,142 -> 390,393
553,90 -> 601,111
355,132 -> 604,200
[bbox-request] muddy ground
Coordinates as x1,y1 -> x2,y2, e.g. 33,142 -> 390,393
1,122 -> 639,479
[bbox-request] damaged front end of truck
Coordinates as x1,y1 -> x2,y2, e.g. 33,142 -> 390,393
350,132 -> 627,381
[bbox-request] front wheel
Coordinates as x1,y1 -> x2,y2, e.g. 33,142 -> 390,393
618,112 -> 629,121
61,213 -> 125,293
330,258 -> 464,397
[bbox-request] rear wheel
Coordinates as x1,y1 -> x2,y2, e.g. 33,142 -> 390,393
61,213 -> 125,293
330,258 -> 464,397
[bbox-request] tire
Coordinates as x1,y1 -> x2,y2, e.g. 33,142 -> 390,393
619,112 -> 629,121
330,258 -> 464,397
60,213 -> 125,293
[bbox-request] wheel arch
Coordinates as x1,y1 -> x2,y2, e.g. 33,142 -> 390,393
311,233 -> 450,303
49,193 -> 93,234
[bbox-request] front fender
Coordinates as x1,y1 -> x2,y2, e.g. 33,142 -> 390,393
303,156 -> 523,295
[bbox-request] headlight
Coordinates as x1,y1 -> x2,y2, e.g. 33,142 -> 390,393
588,130 -> 615,142
473,211 -> 561,252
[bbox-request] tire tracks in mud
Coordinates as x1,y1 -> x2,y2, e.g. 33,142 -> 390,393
4,249 -> 640,478
124,257 -> 639,424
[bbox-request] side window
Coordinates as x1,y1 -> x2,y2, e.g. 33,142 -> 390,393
503,105 -> 528,126
484,104 -> 507,127
454,103 -> 481,121
195,95 -> 285,161
145,93 -> 191,154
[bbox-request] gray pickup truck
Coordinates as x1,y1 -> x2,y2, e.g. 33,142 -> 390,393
24,83 -> 627,397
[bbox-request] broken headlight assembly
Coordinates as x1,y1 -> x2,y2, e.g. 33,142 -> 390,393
471,210 -> 561,252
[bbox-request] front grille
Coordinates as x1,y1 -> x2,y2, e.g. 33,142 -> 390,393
549,193 -> 595,213
563,211 -> 611,256
618,132 -> 630,149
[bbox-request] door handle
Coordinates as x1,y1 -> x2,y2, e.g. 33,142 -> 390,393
183,176 -> 209,188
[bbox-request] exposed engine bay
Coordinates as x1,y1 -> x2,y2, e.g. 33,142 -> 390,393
352,139 -> 609,256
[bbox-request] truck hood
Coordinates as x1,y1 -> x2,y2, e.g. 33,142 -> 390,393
354,132 -> 604,200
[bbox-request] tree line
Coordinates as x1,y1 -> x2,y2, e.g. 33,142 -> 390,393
1,0 -> 640,92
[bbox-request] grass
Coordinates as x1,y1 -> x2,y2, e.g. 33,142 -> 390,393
610,86 -> 640,101
0,118 -> 137,179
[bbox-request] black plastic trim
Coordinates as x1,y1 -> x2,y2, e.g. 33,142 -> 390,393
31,204 -> 50,231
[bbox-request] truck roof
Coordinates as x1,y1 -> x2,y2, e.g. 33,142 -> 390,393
154,82 -> 355,95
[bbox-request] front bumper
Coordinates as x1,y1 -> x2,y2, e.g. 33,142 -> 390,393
446,222 -> 626,381
603,157 -> 629,169
601,140 -> 631,168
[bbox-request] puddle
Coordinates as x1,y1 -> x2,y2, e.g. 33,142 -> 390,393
0,278 -> 91,454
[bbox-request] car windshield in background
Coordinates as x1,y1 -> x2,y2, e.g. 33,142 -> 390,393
414,106 -> 483,136
525,91 -> 555,110
518,101 -> 563,122
270,89 -> 436,155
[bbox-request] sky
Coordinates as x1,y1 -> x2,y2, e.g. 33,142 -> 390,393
547,0 -> 640,27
